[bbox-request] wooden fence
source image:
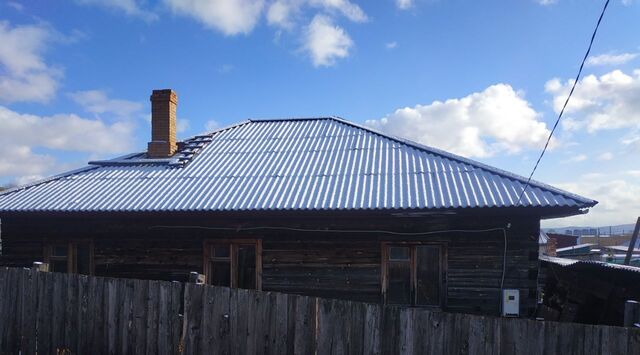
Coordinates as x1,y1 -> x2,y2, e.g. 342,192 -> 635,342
1,267 -> 639,354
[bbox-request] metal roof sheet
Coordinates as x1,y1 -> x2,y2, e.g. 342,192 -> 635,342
0,117 -> 597,213
540,255 -> 640,274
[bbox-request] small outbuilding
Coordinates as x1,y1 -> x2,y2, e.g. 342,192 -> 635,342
0,89 -> 596,317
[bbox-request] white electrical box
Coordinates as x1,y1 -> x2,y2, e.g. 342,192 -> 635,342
502,289 -> 520,317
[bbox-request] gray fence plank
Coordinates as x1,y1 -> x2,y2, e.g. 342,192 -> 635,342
182,283 -> 204,354
19,268 -> 37,355
146,280 -> 160,355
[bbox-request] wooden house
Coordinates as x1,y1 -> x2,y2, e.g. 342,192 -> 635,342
0,89 -> 596,317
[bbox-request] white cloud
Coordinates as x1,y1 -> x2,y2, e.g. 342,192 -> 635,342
0,106 -> 135,154
395,0 -> 413,10
597,152 -> 614,161
562,154 -> 588,163
177,118 -> 190,133
0,21 -> 61,103
626,170 -> 640,177
537,0 -> 557,5
366,84 -> 551,158
69,90 -> 144,118
551,174 -> 640,227
308,0 -> 367,22
6,2 -> 24,11
546,69 -> 640,132
586,52 -> 638,67
205,120 -> 220,131
0,105 -> 137,183
622,133 -> 640,149
303,15 -> 353,67
217,64 -> 234,73
164,0 -> 265,36
267,0 -> 298,28
0,146 -> 55,181
76,0 -> 158,21
267,0 -> 367,30
385,41 -> 397,49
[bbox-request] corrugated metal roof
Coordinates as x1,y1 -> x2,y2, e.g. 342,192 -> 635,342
540,255 -> 640,273
539,230 -> 549,244
0,117 -> 597,213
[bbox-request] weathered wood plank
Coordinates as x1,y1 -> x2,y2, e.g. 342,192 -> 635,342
170,281 -> 183,354
132,279 -> 149,355
182,283 -> 204,354
293,295 -> 317,355
119,279 -> 135,355
157,282 -> 171,355
19,268 -> 38,355
146,280 -> 161,355
105,277 -> 118,354
2,268 -> 19,353
397,307 -> 414,355
273,292 -> 289,354
77,274 -> 92,354
363,303 -> 381,355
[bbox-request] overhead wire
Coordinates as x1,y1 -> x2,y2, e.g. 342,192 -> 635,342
515,0 -> 611,206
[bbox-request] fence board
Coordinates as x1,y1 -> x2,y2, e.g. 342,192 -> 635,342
77,274 -> 91,354
1,267 -> 640,355
363,303 -> 382,355
19,269 -> 37,355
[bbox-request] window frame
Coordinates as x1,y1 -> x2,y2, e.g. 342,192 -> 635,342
43,239 -> 94,275
381,241 -> 447,308
203,239 -> 262,290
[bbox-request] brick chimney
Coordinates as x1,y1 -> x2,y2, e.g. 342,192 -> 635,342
147,89 -> 178,158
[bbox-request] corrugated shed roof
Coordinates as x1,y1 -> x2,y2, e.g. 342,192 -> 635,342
0,117 -> 597,213
540,255 -> 640,274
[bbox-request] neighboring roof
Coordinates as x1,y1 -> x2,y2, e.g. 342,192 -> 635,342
540,255 -> 640,274
602,245 -> 640,253
556,244 -> 597,257
0,117 -> 597,213
539,230 -> 549,245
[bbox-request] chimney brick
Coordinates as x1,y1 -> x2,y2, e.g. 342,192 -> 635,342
147,89 -> 178,158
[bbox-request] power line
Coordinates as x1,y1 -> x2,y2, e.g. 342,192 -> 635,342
516,0 -> 611,206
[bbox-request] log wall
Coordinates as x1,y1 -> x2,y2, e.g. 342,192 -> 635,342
0,211 -> 539,316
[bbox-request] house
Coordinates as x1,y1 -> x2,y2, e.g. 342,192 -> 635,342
539,230 -> 557,256
0,89 -> 597,317
547,232 -> 579,249
539,255 -> 640,325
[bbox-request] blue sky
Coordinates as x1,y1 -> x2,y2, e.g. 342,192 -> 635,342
1,0 -> 639,227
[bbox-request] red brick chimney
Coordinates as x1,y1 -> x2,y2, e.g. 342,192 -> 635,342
147,89 -> 178,158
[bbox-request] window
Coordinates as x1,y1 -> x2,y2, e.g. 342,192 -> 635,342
204,239 -> 261,290
381,243 -> 444,307
44,241 -> 94,275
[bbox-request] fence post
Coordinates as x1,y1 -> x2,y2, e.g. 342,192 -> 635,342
624,300 -> 640,327
32,261 -> 49,272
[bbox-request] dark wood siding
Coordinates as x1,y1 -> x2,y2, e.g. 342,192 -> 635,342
0,211 -> 539,316
262,239 -> 381,303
